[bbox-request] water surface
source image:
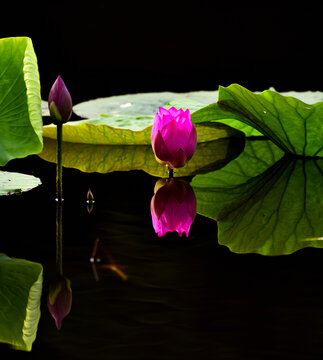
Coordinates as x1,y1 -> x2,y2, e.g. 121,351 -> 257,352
1,152 -> 323,360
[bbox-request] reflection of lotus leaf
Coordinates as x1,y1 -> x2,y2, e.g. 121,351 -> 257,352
192,140 -> 323,255
0,254 -> 43,351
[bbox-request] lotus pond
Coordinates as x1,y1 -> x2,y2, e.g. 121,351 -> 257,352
1,36 -> 323,359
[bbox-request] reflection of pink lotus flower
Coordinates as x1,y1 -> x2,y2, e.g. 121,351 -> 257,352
47,275 -> 72,330
151,107 -> 197,169
151,178 -> 197,237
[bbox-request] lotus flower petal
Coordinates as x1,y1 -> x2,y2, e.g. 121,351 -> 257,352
151,130 -> 171,162
160,120 -> 190,155
169,148 -> 188,169
184,126 -> 198,160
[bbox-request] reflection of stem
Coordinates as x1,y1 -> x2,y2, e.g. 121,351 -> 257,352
56,123 -> 63,202
56,200 -> 63,275
90,238 -> 100,261
101,264 -> 128,281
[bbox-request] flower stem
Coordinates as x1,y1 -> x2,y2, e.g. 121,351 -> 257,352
168,169 -> 174,178
56,123 -> 63,202
56,123 -> 63,275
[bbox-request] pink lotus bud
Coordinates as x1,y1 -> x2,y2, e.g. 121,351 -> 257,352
48,76 -> 72,123
47,275 -> 72,330
151,107 -> 197,169
151,178 -> 197,237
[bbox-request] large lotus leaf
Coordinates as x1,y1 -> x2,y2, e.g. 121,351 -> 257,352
0,37 -> 43,165
73,91 -> 218,119
0,253 -> 43,351
0,171 -> 41,196
192,140 -> 323,255
167,96 -> 262,137
38,124 -> 245,177
193,84 -> 323,156
42,91 -> 238,145
278,89 -> 323,103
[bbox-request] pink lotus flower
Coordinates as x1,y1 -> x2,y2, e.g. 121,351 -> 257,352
151,107 -> 197,169
48,76 -> 73,123
47,275 -> 72,330
151,178 -> 197,237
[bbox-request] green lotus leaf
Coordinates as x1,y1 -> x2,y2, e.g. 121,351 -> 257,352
193,84 -> 323,156
0,171 -> 41,196
0,37 -> 43,165
192,140 -> 323,255
191,102 -> 263,137
167,95 -> 262,137
0,253 -> 43,351
39,123 -> 245,177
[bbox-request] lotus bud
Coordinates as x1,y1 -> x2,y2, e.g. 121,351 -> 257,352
86,188 -> 95,203
48,76 -> 73,123
47,275 -> 72,330
151,107 -> 197,169
151,178 -> 197,237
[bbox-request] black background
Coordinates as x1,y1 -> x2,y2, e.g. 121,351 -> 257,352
2,2 -> 322,104
2,3 -> 323,359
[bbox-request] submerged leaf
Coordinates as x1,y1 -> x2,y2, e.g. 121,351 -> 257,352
192,140 -> 323,255
0,254 -> 43,351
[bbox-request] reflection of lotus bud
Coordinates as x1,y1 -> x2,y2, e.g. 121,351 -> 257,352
151,178 -> 197,237
151,107 -> 197,169
47,275 -> 72,330
86,188 -> 95,213
48,76 -> 73,123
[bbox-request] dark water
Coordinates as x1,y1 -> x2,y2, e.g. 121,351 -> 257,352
1,155 -> 323,360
